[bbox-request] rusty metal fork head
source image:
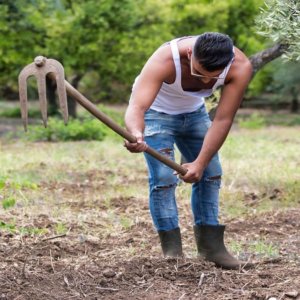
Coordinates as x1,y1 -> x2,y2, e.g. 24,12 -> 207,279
18,56 -> 68,131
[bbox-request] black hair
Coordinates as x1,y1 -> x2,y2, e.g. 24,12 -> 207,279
193,32 -> 234,72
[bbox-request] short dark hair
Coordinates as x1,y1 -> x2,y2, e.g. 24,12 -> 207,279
193,32 -> 234,72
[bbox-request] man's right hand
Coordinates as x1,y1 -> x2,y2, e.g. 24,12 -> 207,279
124,133 -> 148,153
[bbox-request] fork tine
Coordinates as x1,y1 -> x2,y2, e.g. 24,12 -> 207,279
56,77 -> 68,124
36,74 -> 48,127
48,59 -> 68,124
18,68 -> 30,131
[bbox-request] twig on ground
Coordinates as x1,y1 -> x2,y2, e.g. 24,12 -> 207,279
96,286 -> 119,291
198,272 -> 205,287
183,263 -> 194,271
50,249 -> 55,273
86,271 -> 95,279
260,257 -> 282,265
178,293 -> 186,300
145,283 -> 154,292
42,233 -> 67,242
22,255 -> 29,279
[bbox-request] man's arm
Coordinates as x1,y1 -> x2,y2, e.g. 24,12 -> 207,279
124,47 -> 172,152
180,59 -> 253,183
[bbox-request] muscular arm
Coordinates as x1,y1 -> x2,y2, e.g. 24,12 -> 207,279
124,47 -> 172,151
181,59 -> 253,182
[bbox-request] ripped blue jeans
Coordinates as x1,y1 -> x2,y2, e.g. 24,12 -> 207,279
143,106 -> 222,231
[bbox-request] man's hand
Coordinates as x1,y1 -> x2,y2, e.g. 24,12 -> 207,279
177,162 -> 204,183
124,133 -> 148,153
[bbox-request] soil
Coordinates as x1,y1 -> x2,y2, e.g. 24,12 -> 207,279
0,189 -> 299,299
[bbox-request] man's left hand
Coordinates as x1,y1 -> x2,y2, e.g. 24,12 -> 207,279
176,162 -> 204,183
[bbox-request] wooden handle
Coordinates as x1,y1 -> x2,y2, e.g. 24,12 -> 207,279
60,79 -> 187,176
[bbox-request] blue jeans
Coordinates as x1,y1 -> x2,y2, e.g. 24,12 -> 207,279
143,106 -> 222,231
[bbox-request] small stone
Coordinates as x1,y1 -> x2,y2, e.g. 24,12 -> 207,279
285,291 -> 299,298
103,269 -> 116,278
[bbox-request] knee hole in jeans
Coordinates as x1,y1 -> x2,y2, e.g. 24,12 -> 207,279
207,175 -> 221,180
159,147 -> 173,156
204,175 -> 222,187
154,183 -> 176,190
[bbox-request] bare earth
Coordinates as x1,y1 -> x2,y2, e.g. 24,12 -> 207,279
0,178 -> 299,300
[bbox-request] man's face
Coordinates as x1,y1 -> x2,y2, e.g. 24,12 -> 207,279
187,48 -> 225,83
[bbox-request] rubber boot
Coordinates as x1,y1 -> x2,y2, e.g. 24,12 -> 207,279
194,224 -> 245,269
158,228 -> 183,257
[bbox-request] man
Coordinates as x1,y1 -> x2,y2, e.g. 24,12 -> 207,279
124,32 -> 252,269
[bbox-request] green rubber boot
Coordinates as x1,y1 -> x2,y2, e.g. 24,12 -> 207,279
158,228 -> 183,257
194,224 -> 246,269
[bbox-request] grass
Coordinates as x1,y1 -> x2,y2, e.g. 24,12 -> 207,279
219,126 -> 300,218
235,111 -> 300,127
1,126 -> 299,217
248,239 -> 279,258
228,239 -> 280,259
0,108 -> 299,250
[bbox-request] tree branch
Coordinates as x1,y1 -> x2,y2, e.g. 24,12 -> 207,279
249,43 -> 288,77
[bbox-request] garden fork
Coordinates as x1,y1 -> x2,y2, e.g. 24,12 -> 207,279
19,56 -> 68,130
18,56 -> 187,176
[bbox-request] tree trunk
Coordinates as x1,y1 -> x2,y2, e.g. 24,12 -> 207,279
249,43 -> 288,77
67,75 -> 82,118
46,76 -> 58,116
45,74 -> 82,118
291,87 -> 299,113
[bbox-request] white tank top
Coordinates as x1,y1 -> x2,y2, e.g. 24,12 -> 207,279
148,38 -> 234,114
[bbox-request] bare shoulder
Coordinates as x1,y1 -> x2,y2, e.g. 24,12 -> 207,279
139,43 -> 175,81
227,47 -> 253,83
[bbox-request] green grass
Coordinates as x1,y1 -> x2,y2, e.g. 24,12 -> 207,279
0,106 -> 42,118
0,220 -> 48,236
236,111 -> 300,127
228,239 -> 280,259
2,197 -> 16,209
248,239 -> 279,258
219,134 -> 299,217
0,121 -> 299,234
54,222 -> 68,235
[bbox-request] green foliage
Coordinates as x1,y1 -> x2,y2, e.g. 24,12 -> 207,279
248,62 -> 276,96
0,176 -> 5,190
0,106 -> 41,118
2,197 -> 16,209
269,60 -> 300,110
20,104 -> 125,141
0,0 -> 271,102
169,0 -> 229,36
25,117 -> 108,142
1,0 -> 297,103
0,220 -> 48,235
0,221 -> 16,232
54,222 -> 67,235
226,0 -> 266,55
238,113 -> 266,129
9,180 -> 38,190
256,0 -> 300,60
249,239 -> 279,257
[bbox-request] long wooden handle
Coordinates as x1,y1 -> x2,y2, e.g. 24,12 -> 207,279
61,79 -> 187,176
